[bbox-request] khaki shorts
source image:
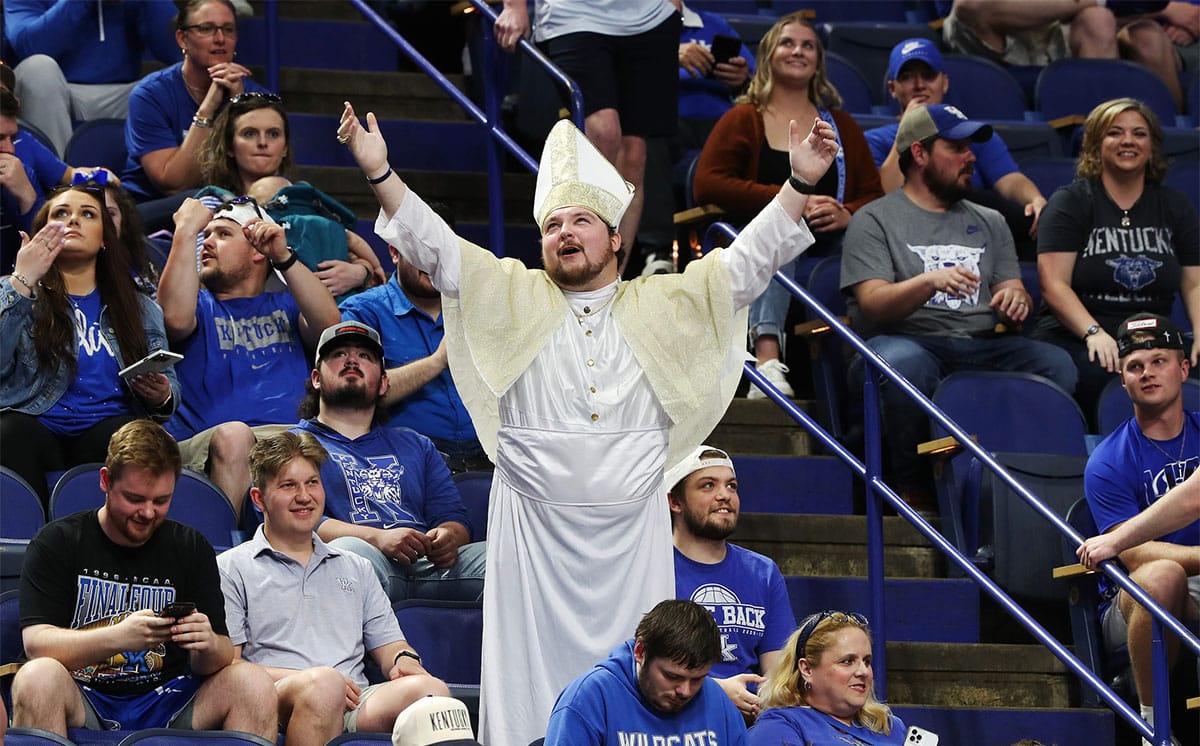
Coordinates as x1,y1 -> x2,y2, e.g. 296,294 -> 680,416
343,682 -> 386,732
942,11 -> 1069,67
177,423 -> 295,472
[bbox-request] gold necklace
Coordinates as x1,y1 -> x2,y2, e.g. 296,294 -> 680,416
572,289 -> 617,322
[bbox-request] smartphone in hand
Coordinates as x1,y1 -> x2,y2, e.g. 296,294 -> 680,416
159,601 -> 196,619
119,350 -> 183,378
710,33 -> 742,71
906,725 -> 939,745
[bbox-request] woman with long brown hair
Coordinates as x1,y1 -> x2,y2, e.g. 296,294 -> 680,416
0,184 -> 178,504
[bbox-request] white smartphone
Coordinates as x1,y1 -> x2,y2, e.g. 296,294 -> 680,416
906,725 -> 939,746
119,350 -> 183,378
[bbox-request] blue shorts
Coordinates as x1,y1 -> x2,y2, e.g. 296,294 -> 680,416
80,673 -> 201,731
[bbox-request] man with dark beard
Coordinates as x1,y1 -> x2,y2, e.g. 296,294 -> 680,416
839,104 -> 1077,508
665,446 -> 794,723
291,321 -> 484,603
338,203 -> 486,473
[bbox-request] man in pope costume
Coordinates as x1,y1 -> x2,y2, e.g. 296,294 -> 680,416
337,101 -> 839,746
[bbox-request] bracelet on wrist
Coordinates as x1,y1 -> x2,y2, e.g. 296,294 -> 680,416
12,273 -> 39,299
367,167 -> 393,185
393,649 -> 421,668
192,114 -> 213,129
787,175 -> 817,194
272,248 -> 300,272
360,263 -> 372,288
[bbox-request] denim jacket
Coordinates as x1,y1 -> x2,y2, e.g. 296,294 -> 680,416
0,277 -> 180,420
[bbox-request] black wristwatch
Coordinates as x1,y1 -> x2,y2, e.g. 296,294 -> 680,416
272,247 -> 299,272
1083,324 -> 1101,341
393,650 -> 422,667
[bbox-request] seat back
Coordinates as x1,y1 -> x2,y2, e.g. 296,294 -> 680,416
1164,160 -> 1199,214
452,470 -> 493,543
824,51 -> 874,115
1,467 -> 46,540
63,119 -> 129,176
1096,378 -> 1133,438
989,121 -> 1062,161
2,588 -> 24,723
5,729 -> 77,745
1061,498 -> 1124,708
17,123 -> 59,158
113,729 -> 275,745
1017,156 -> 1077,198
941,54 -> 1028,121
324,735 -> 393,745
48,463 -> 106,520
394,600 -> 482,686
1035,59 -> 1177,124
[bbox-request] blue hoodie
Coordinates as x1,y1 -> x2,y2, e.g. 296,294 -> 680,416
546,640 -> 747,746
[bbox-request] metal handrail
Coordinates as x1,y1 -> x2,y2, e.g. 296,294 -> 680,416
703,221 -> 1198,745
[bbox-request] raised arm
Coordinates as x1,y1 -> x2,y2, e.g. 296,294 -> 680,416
157,198 -> 211,341
241,218 -> 340,348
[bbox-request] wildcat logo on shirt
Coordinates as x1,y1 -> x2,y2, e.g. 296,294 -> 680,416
333,453 -> 420,527
70,575 -> 175,684
689,584 -> 766,663
1106,255 -> 1164,292
907,243 -> 985,310
617,731 -> 721,746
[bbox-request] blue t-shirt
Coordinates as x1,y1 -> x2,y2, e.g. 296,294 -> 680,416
546,639 -> 747,746
1,127 -> 68,271
863,122 -> 1019,191
747,706 -> 907,746
338,276 -> 477,444
1085,411 -> 1200,612
293,417 -> 471,536
40,290 -> 130,435
678,7 -> 756,121
165,290 -> 308,440
122,64 -> 268,200
674,545 -> 795,680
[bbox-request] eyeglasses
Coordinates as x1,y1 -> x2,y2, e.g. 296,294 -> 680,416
228,92 -> 283,106
180,23 -> 237,37
793,610 -> 869,667
71,169 -> 110,187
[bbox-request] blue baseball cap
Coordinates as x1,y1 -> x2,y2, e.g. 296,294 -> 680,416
888,38 -> 944,81
895,104 -> 992,155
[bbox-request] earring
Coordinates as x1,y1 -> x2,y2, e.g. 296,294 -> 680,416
803,680 -> 812,691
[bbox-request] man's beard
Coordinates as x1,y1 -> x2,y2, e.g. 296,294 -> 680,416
547,251 -> 611,288
925,164 -> 971,205
321,379 -> 377,411
681,504 -> 737,541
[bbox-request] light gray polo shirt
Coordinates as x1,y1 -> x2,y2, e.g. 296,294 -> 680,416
218,527 -> 404,688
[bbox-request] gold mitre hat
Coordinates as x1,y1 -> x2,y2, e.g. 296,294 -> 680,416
533,119 -> 634,233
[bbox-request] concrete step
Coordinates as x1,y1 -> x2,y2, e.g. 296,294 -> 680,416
787,576 -> 980,644
734,513 -> 943,578
731,454 -> 855,514
887,641 -> 1072,708
709,397 -> 814,456
279,69 -> 471,121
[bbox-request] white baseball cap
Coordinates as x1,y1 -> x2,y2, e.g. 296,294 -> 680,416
663,445 -> 736,493
391,696 -> 479,746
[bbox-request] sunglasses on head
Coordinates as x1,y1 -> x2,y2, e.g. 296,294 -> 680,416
50,181 -> 106,208
215,194 -> 265,220
794,610 -> 869,667
228,92 -> 283,106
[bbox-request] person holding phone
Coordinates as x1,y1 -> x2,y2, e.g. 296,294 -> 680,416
0,183 -> 179,506
11,420 -> 278,740
746,611 -> 907,745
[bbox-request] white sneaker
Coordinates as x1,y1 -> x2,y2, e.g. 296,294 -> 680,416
641,254 -> 674,276
748,358 -> 794,399
1141,737 -> 1181,746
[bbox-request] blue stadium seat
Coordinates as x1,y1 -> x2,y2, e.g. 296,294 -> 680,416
452,470 -> 492,543
824,51 -> 874,115
990,121 -> 1062,161
325,735 -> 391,745
1017,156 -> 1077,198
928,371 -> 1089,575
1096,378 -> 1133,438
2,588 -> 23,717
1,467 -> 46,540
5,729 -> 76,745
114,729 -> 276,745
64,119 -> 128,177
818,22 -> 941,106
1163,127 -> 1199,163
394,599 -> 482,688
48,463 -> 106,520
1164,160 -> 1199,214
935,54 -> 1029,121
1035,58 -> 1178,125
49,465 -> 239,550
1017,261 -> 1041,334
17,122 -> 59,159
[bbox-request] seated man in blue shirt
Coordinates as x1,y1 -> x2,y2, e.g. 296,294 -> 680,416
220,431 -> 455,746
545,599 -> 747,745
666,445 -> 795,722
338,203 -> 487,473
293,320 -> 486,602
863,38 -> 1047,259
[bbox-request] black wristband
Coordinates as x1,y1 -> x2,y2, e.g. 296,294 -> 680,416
272,248 -> 299,272
367,167 -> 393,185
393,649 -> 421,667
788,175 -> 817,194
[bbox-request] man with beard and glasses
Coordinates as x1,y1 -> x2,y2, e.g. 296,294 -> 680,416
339,101 -> 839,746
840,104 -> 1076,510
665,446 -> 794,722
545,599 -> 747,745
290,321 -> 484,603
338,202 -> 486,473
158,197 -> 340,515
